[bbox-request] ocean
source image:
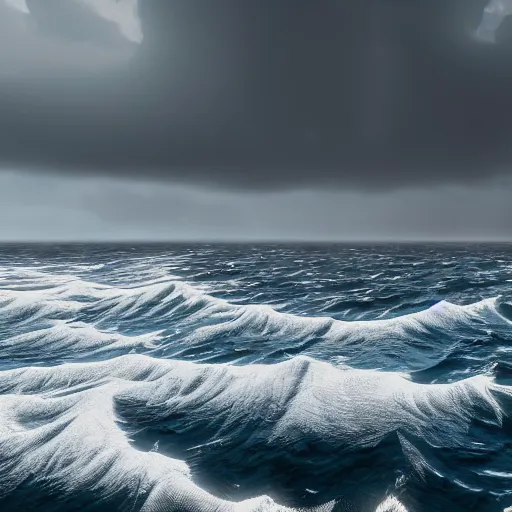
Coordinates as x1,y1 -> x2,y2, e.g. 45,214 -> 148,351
0,243 -> 511,512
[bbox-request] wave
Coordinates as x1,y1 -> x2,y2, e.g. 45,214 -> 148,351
376,498 -> 409,512
0,354 -> 431,510
0,269 -> 509,371
0,321 -> 162,363
0,354 -> 509,510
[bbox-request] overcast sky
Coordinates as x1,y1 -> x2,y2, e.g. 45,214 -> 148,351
1,0 -> 512,241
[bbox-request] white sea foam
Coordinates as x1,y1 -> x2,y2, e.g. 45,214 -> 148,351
0,353 -> 506,509
0,355 -> 346,510
375,496 -> 408,512
0,269 -> 506,371
0,320 -> 161,358
0,355 -> 508,510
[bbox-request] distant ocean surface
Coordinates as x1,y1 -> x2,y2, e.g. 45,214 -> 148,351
1,243 -> 512,512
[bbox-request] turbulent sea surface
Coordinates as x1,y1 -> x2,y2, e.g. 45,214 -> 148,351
1,243 -> 512,512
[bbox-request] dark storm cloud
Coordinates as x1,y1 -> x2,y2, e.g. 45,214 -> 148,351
1,0 -> 512,190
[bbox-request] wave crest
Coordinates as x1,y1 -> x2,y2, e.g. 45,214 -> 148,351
0,354 -> 507,509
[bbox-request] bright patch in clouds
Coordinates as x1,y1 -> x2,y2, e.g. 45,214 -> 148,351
476,0 -> 512,42
4,0 -> 29,14
77,0 -> 142,44
3,0 -> 142,43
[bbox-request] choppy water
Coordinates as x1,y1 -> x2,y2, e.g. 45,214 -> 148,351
1,243 -> 512,512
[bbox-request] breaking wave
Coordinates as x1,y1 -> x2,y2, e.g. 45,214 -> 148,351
0,353 -> 510,511
1,269 -> 510,373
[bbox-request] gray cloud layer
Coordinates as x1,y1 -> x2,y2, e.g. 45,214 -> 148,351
1,172 -> 511,241
1,0 -> 512,190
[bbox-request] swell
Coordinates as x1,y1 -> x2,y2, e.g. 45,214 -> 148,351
0,270 -> 510,372
0,354 -> 425,511
0,321 -> 162,365
1,354 -> 510,510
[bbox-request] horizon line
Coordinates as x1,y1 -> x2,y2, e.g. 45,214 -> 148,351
0,238 -> 511,245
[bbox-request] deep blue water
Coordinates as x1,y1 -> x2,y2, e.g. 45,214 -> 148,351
0,243 -> 512,512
